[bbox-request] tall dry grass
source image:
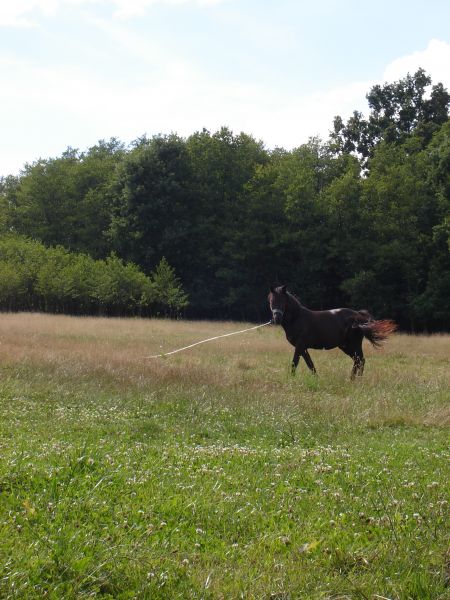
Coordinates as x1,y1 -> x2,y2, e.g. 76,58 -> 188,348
0,312 -> 448,426
0,313 -> 448,599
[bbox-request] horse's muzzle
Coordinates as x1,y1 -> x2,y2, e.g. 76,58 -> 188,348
271,309 -> 283,325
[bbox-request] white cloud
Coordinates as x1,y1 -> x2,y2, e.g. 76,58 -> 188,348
0,1 -> 92,27
1,37 -> 449,175
0,0 -> 223,26
111,0 -> 222,19
0,1 -> 48,27
0,50 -> 370,175
383,39 -> 450,89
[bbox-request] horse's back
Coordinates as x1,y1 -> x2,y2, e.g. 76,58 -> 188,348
305,308 -> 368,349
325,307 -> 371,325
313,307 -> 361,326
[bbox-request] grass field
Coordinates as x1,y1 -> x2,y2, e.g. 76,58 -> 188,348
0,313 -> 448,599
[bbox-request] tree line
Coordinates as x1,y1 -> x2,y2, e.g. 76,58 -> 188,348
0,236 -> 187,317
1,69 -> 449,330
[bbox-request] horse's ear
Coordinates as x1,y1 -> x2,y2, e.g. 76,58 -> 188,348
281,285 -> 287,294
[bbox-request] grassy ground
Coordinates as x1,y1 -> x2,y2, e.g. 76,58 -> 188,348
0,313 -> 448,599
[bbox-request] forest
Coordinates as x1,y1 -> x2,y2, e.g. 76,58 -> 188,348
0,69 -> 449,330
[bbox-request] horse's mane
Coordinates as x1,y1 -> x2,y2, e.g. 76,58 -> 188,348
287,290 -> 304,308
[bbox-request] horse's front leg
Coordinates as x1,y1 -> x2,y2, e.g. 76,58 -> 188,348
291,347 -> 317,375
302,350 -> 317,374
291,348 -> 301,375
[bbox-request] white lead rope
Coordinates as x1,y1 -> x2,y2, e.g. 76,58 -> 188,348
145,321 -> 272,359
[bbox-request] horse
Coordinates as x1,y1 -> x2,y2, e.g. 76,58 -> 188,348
268,285 -> 397,379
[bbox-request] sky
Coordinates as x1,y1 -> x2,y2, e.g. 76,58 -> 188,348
1,0 -> 450,176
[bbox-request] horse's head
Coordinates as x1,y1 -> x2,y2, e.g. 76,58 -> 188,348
268,285 -> 287,325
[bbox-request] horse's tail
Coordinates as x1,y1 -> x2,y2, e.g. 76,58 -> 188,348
357,319 -> 398,347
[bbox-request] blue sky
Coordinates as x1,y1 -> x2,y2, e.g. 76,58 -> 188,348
1,0 -> 450,176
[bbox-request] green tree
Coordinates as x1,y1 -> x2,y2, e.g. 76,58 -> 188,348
4,139 -> 124,257
319,154 -> 365,301
271,139 -> 341,307
34,245 -> 73,312
331,69 -> 450,163
151,257 -> 189,317
220,154 -> 287,319
410,122 -> 450,329
0,261 -> 28,310
0,235 -> 48,310
184,127 -> 268,316
411,219 -> 450,330
95,254 -> 155,315
109,134 -> 195,270
0,235 -> 159,316
339,125 -> 447,327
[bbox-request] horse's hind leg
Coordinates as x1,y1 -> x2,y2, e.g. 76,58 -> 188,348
350,342 -> 365,379
351,350 -> 365,379
356,350 -> 365,376
340,340 -> 365,379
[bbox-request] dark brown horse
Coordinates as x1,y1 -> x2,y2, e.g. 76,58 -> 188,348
268,285 -> 397,379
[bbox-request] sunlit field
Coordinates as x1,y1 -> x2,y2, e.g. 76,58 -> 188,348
0,313 -> 448,599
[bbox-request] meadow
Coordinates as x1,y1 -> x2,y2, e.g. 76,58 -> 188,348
0,313 -> 448,599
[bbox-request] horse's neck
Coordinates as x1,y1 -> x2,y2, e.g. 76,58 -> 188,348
284,295 -> 307,325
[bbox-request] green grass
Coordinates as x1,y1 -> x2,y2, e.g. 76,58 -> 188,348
0,314 -> 448,599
